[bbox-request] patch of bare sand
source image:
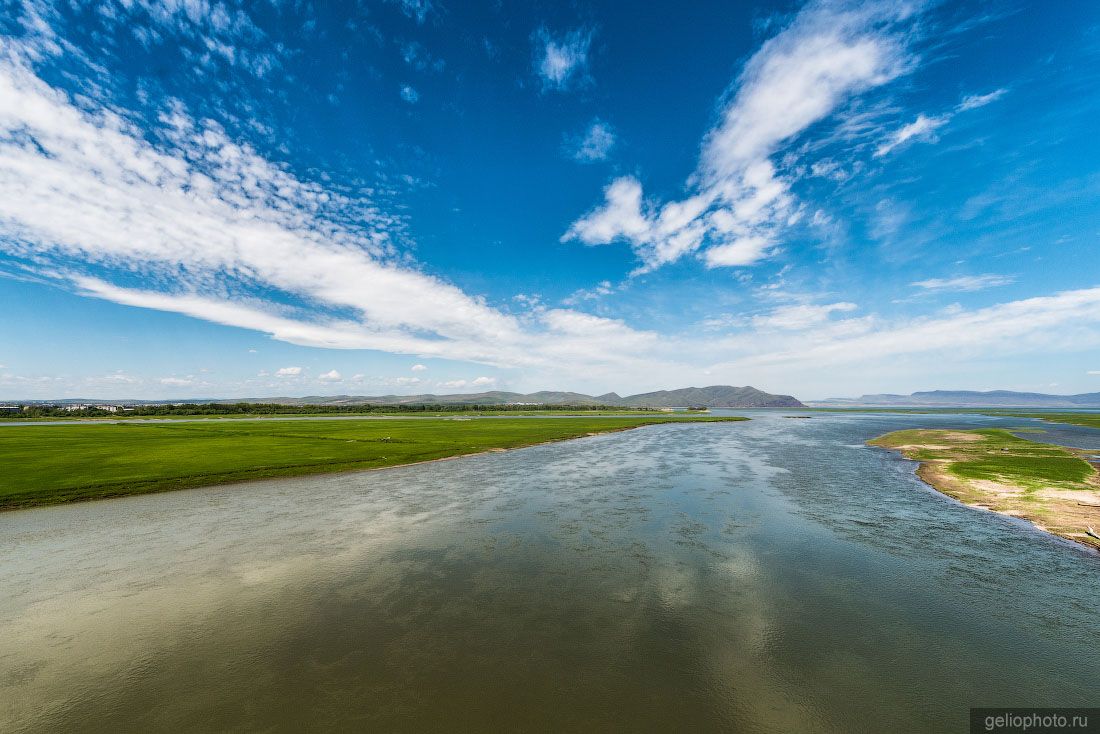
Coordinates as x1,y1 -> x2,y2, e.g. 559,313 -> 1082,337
940,432 -> 985,442
894,443 -> 952,451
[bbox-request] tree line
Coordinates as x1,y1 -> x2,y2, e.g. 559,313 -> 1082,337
8,402 -> 649,418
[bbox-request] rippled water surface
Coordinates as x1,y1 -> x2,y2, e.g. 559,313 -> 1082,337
2,412 -> 1098,732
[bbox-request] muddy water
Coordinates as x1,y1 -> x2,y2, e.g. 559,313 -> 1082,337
1,412 -> 1098,732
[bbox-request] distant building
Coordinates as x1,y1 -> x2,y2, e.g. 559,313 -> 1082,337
0,405 -> 21,413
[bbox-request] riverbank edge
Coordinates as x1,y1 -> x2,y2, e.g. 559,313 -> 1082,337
1,416 -> 747,512
868,430 -> 1100,552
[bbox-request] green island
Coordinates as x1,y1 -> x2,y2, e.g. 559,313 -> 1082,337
0,415 -> 744,510
870,428 -> 1100,550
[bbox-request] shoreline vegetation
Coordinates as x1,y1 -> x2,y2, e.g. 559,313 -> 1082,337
870,428 -> 1100,551
0,415 -> 745,511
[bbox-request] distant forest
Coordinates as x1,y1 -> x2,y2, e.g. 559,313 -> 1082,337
8,402 -> 650,418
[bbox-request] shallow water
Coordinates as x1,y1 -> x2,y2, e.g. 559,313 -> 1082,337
1,412 -> 1098,732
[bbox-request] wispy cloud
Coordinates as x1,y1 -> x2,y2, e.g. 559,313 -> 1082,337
410,364 -> 427,371
874,113 -> 948,157
439,376 -> 496,390
752,302 -> 858,330
958,88 -> 1007,111
400,84 -> 419,103
275,367 -> 303,377
534,26 -> 593,91
318,370 -> 342,382
911,274 -> 1015,292
719,287 -> 1100,376
570,120 -> 615,163
563,0 -> 918,272
563,280 -> 614,306
876,88 -> 1008,156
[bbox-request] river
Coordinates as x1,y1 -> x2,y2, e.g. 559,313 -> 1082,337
1,411 -> 1097,732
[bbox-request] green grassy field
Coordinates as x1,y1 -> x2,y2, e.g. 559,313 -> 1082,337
870,428 -> 1094,490
0,408 -> 670,422
0,415 -> 743,509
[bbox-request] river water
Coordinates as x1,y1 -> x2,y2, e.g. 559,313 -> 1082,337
1,411 -> 1098,732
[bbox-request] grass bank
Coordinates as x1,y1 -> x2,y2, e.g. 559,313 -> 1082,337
0,415 -> 743,510
870,428 -> 1100,550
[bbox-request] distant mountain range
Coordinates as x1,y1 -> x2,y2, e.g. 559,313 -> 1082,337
17,385 -> 804,409
808,390 -> 1100,408
223,385 -> 805,409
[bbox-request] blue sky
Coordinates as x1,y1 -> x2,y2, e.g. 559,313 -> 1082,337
0,0 -> 1098,400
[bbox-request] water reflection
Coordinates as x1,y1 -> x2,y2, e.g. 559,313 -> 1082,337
1,413 -> 1098,732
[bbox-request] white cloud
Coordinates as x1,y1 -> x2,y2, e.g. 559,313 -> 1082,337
410,364 -> 427,371
563,177 -> 651,246
400,84 -> 419,103
534,27 -> 592,91
158,376 -> 194,386
564,0 -> 917,271
874,113 -> 948,157
89,371 -> 138,385
393,376 -> 421,386
958,88 -> 1007,111
1088,370 -> 1100,376
703,236 -> 773,268
911,274 -> 1015,292
752,302 -> 858,330
275,366 -> 302,377
318,369 -> 342,382
437,376 -> 493,390
571,120 -> 615,162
